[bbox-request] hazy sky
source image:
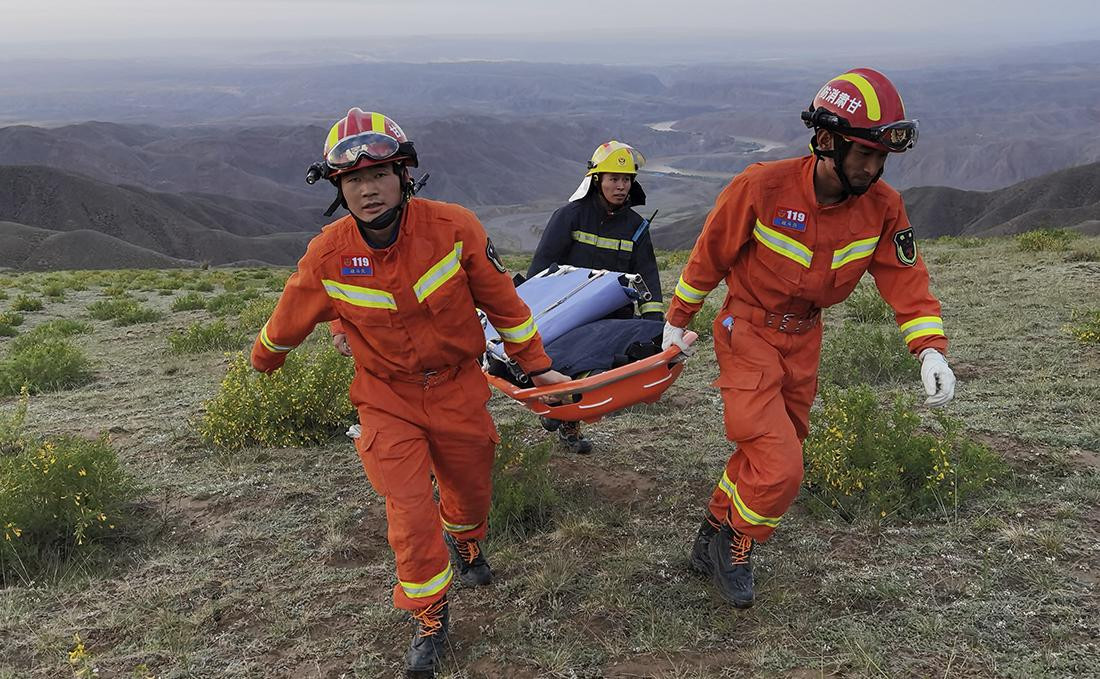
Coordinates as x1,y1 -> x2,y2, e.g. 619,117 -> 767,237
5,0 -> 1099,52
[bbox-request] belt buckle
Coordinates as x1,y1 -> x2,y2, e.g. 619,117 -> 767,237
777,312 -> 796,332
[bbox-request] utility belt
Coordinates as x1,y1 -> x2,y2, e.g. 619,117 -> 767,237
729,299 -> 821,335
387,364 -> 462,388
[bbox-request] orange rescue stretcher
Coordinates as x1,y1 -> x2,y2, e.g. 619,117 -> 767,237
480,266 -> 698,423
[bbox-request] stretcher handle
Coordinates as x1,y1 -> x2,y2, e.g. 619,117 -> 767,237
507,331 -> 698,401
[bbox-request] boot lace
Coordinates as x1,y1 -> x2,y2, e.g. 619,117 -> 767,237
455,538 -> 481,564
729,529 -> 754,566
412,600 -> 446,638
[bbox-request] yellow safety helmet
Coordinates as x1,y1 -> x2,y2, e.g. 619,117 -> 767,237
569,141 -> 647,202
587,141 -> 646,175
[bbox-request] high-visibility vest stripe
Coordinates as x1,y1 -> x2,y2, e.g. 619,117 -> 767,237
899,316 -> 945,344
572,230 -> 633,252
495,316 -> 538,343
639,301 -> 665,315
719,470 -> 782,528
441,517 -> 480,533
753,220 -> 813,269
259,322 -> 295,353
414,242 -> 464,303
399,563 -> 453,598
832,235 -> 880,269
674,275 -> 709,304
322,279 -> 397,310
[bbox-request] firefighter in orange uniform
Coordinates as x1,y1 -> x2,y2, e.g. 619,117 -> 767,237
251,108 -> 568,675
662,70 -> 956,609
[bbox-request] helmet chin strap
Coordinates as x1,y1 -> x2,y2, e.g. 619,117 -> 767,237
810,133 -> 882,199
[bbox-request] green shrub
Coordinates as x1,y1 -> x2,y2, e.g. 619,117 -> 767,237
41,282 -> 65,298
11,295 -> 43,312
1016,228 -> 1080,252
185,280 -> 216,293
0,311 -> 25,336
198,341 -> 355,449
820,324 -> 918,387
168,320 -> 246,354
87,298 -> 163,326
170,292 -> 208,312
237,296 -> 278,333
803,385 -> 1006,521
205,291 -> 259,317
688,300 -> 720,340
1,393 -> 136,582
1066,309 -> 1100,344
843,281 -> 892,324
932,235 -> 983,248
0,337 -> 95,395
0,288 -> 8,301
0,324 -> 15,338
10,319 -> 92,352
489,422 -> 556,539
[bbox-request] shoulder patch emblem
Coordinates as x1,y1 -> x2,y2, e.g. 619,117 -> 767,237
893,228 -> 917,266
486,238 -> 507,273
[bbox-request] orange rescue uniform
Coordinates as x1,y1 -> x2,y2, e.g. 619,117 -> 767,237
252,197 -> 551,610
667,156 -> 948,541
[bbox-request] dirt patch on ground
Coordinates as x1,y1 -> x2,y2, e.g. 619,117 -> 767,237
602,650 -> 743,677
552,457 -> 660,508
323,503 -> 389,568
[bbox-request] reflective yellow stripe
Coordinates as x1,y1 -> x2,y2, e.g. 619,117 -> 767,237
441,516 -> 480,533
639,301 -> 664,315
325,123 -> 340,154
322,279 -> 396,310
718,470 -> 782,528
414,242 -> 464,303
899,316 -> 945,344
371,111 -> 386,133
495,316 -> 538,343
399,563 -> 453,598
571,230 -> 633,252
833,72 -> 882,122
832,235 -> 880,269
259,322 -> 294,353
674,275 -> 709,304
753,220 -> 813,268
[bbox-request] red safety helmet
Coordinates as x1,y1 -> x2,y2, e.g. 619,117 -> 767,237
801,68 -> 917,153
316,108 -> 418,182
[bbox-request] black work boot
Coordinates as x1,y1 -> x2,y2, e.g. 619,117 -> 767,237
690,515 -> 721,575
405,597 -> 449,677
558,421 -> 593,454
540,415 -> 562,432
707,524 -> 755,609
444,532 -> 492,586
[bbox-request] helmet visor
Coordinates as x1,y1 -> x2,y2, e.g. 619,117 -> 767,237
850,120 -> 919,152
325,131 -> 402,170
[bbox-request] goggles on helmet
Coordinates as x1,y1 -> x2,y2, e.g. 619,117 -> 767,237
843,120 -> 919,152
325,131 -> 403,170
802,108 -> 919,152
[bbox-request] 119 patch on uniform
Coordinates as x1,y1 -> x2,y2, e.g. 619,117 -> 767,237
341,255 -> 373,276
773,206 -> 808,232
893,228 -> 917,266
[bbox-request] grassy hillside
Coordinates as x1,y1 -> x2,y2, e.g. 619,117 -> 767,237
0,236 -> 1098,678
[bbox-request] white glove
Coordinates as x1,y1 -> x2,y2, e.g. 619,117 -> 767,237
919,349 -> 955,408
661,322 -> 694,356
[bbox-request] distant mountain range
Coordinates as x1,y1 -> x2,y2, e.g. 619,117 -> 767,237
651,161 -> 1100,250
2,159 -> 1098,269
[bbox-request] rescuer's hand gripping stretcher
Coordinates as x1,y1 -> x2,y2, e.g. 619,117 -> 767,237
480,265 -> 697,423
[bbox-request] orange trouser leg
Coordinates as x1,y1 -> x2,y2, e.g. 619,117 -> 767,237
706,318 -> 822,542
428,367 -> 498,542
352,362 -> 497,611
